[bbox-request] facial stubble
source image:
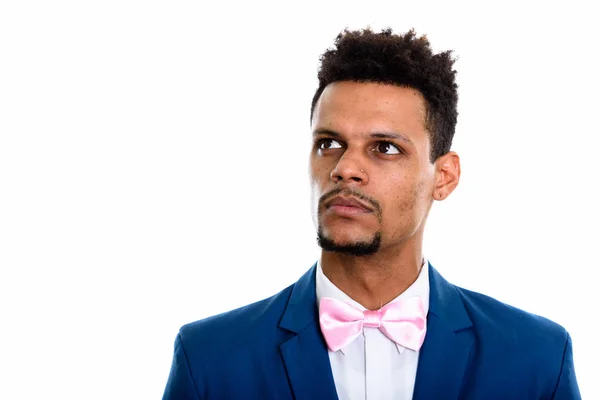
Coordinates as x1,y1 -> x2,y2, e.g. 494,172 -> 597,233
316,224 -> 382,256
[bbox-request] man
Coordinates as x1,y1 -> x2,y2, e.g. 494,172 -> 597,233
162,28 -> 580,399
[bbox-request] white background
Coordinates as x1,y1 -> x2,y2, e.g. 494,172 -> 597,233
1,1 -> 598,399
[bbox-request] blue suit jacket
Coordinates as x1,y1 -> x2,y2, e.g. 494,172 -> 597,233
162,263 -> 581,399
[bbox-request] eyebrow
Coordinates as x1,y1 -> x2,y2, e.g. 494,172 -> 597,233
312,128 -> 414,145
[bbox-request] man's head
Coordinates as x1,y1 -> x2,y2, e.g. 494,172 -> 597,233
310,28 -> 461,257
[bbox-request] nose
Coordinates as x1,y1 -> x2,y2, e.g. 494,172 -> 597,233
330,155 -> 368,184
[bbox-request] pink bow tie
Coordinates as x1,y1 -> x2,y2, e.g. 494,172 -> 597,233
319,296 -> 427,352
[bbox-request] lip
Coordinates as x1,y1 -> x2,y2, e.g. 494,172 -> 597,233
326,196 -> 374,212
327,204 -> 372,217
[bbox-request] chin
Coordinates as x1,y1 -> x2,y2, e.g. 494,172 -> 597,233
320,227 -> 368,244
317,226 -> 382,256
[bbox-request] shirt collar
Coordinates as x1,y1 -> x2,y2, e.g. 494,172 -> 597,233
315,256 -> 430,354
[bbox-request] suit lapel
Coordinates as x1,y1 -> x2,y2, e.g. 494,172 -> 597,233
413,264 -> 475,400
279,264 -> 339,400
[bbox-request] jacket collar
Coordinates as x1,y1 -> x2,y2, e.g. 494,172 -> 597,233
278,261 -> 475,400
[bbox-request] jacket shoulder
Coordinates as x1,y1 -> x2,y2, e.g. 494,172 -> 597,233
164,283 -> 299,398
452,285 -> 577,396
457,285 -> 567,338
455,285 -> 569,370
178,282 -> 295,349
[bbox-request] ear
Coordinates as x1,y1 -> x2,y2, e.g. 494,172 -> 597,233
432,151 -> 461,201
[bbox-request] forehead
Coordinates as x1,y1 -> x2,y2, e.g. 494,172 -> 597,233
312,81 -> 428,141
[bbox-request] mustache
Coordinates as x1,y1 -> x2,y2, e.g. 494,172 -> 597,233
319,188 -> 382,215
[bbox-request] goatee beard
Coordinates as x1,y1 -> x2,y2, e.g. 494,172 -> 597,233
317,225 -> 382,256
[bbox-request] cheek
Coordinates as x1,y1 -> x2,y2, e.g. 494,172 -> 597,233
309,165 -> 328,215
309,160 -> 332,193
309,156 -> 321,179
384,176 -> 429,219
397,189 -> 419,214
310,170 -> 324,198
310,184 -> 320,213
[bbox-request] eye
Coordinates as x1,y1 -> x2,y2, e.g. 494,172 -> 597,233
375,141 -> 401,155
317,138 -> 343,150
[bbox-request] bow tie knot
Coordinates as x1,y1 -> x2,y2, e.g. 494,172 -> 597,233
362,309 -> 383,328
319,296 -> 427,352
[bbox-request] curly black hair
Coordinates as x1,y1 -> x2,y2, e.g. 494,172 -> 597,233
310,28 -> 458,162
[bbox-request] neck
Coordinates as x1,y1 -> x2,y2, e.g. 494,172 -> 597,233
320,237 -> 423,310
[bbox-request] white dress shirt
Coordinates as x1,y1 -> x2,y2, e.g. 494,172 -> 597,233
315,258 -> 430,400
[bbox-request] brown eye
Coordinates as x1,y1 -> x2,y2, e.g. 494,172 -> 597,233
376,141 -> 401,155
318,139 -> 342,150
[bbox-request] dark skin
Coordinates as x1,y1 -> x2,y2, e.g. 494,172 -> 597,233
310,81 -> 461,310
